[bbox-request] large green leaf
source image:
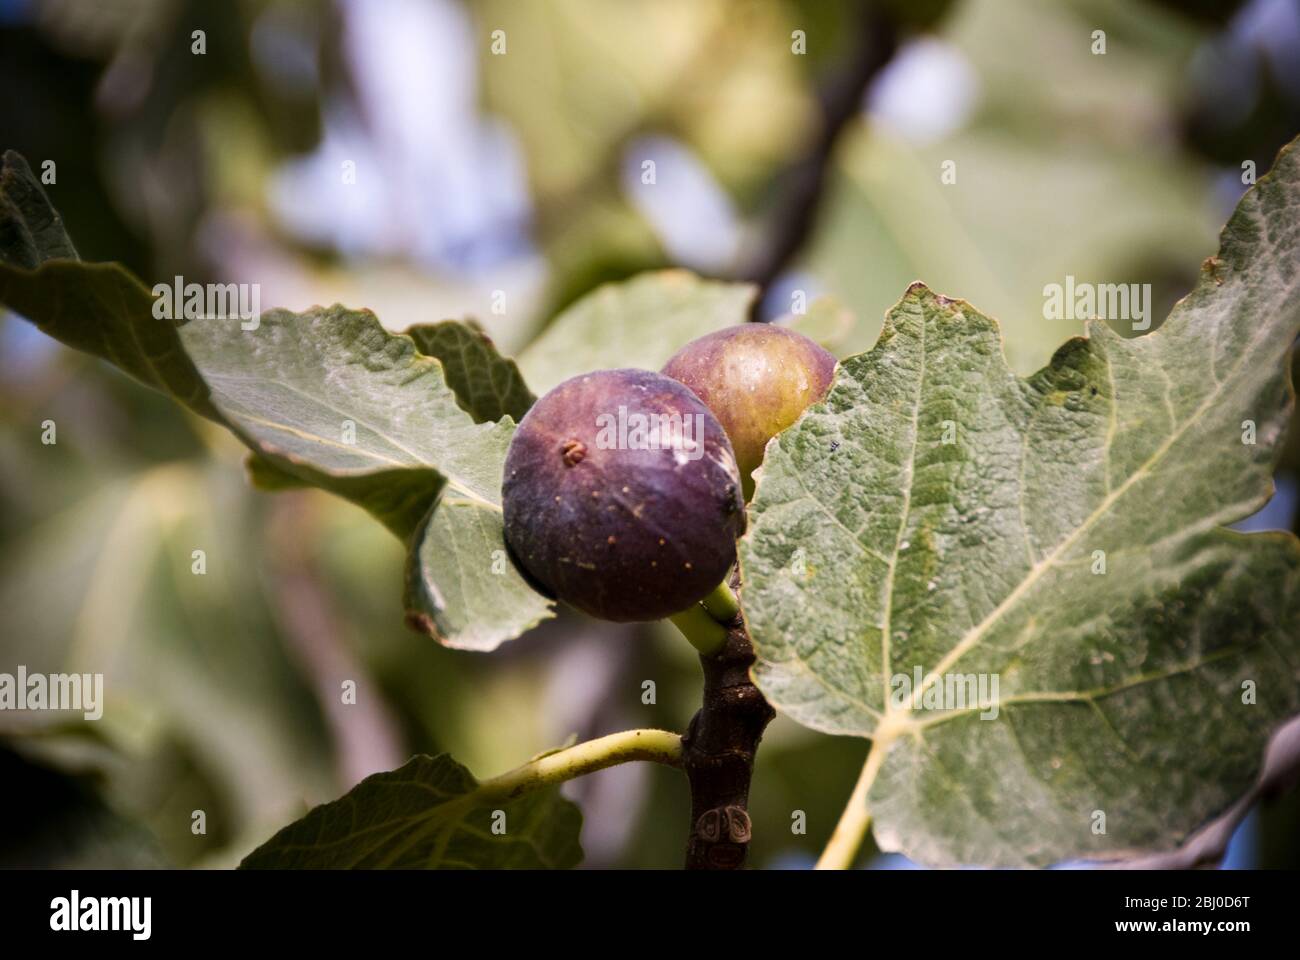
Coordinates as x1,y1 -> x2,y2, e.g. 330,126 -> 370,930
517,269 -> 756,394
177,304 -> 513,536
240,753 -> 582,869
740,137 -> 1300,866
0,149 -> 552,649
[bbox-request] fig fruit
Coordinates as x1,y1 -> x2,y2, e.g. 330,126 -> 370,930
662,324 -> 836,497
502,368 -> 745,622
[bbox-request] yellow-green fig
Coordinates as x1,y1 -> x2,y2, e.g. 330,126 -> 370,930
663,325 -> 837,498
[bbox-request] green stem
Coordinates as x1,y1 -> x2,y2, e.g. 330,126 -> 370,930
815,735 -> 888,869
477,728 -> 683,802
669,580 -> 743,655
670,604 -> 728,655
700,580 -> 741,622
371,729 -> 684,867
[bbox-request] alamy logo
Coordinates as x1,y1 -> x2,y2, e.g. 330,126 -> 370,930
50,890 -> 151,940
594,406 -> 706,462
890,667 -> 1000,720
152,275 -> 261,330
1043,275 -> 1152,331
0,666 -> 102,720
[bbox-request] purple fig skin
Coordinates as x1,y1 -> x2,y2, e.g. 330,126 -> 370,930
502,368 -> 745,622
662,324 -> 837,498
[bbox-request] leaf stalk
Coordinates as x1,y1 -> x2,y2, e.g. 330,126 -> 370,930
479,728 -> 684,803
816,734 -> 889,869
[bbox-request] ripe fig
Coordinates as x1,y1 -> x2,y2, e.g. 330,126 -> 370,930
502,368 -> 745,622
662,324 -> 836,497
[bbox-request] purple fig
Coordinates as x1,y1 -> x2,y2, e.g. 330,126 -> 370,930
502,369 -> 744,622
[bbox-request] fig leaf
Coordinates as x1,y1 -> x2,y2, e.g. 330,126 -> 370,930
240,753 -> 582,869
0,149 -> 552,649
740,136 -> 1300,866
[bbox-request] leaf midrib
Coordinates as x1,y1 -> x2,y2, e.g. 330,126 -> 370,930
209,372 -> 502,511
879,303 -> 927,710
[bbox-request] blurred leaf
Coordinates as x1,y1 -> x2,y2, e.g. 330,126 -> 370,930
776,294 -> 856,354
806,129 -> 1218,371
407,318 -> 535,423
537,196 -> 669,321
741,137 -> 1300,866
0,151 -> 554,649
517,269 -> 756,394
747,716 -> 877,868
475,0 -> 810,205
240,752 -> 582,868
803,0 -> 1218,373
473,0 -> 814,314
0,459 -> 340,865
0,150 -> 78,266
0,743 -> 169,869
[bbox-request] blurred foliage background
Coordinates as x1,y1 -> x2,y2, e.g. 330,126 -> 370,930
1,0 -> 1298,869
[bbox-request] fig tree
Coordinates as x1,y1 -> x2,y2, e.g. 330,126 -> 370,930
502,368 -> 745,622
662,324 -> 836,497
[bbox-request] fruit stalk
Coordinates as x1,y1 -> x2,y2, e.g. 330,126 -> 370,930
669,582 -> 741,655
681,582 -> 775,870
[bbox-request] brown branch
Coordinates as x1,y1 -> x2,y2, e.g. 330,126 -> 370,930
680,599 -> 776,870
266,495 -> 405,787
737,7 -> 899,299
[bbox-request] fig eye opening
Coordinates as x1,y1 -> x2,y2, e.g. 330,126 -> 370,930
560,438 -> 587,466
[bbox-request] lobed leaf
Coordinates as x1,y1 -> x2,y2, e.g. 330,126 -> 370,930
0,149 -> 552,648
741,136 -> 1300,866
176,303 -> 513,536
